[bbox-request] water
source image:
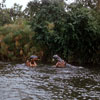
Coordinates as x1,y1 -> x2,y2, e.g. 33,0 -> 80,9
0,62 -> 100,100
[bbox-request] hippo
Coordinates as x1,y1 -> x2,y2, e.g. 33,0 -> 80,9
26,55 -> 38,67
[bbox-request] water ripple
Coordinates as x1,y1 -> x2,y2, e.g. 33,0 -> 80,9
0,62 -> 100,100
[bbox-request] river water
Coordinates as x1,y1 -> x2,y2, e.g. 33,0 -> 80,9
0,62 -> 100,100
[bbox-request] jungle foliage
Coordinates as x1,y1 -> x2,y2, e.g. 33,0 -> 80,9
0,20 -> 33,61
30,0 -> 100,64
0,0 -> 100,64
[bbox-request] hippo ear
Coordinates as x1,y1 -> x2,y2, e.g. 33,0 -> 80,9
53,54 -> 58,58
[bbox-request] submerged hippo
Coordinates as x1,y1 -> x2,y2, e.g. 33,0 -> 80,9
53,54 -> 71,68
26,55 -> 38,67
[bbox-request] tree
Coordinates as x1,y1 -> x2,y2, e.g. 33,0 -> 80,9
9,3 -> 23,22
25,0 -> 66,21
28,0 -> 66,62
29,0 -> 100,63
0,1 -> 11,25
75,0 -> 100,11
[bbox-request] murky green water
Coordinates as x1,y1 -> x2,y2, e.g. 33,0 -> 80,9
0,62 -> 100,100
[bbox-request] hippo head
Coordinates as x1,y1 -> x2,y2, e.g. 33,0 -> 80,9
53,54 -> 62,62
29,55 -> 38,61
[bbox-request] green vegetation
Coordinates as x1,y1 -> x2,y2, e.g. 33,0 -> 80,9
0,20 -> 33,61
0,0 -> 100,65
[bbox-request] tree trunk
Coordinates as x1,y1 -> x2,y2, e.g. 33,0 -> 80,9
97,0 -> 100,11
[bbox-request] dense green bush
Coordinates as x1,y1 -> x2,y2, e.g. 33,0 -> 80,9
0,20 -> 38,61
0,0 -> 99,65
30,2 -> 100,64
66,7 -> 100,64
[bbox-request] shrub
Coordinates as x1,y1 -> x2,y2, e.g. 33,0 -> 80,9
30,3 -> 100,64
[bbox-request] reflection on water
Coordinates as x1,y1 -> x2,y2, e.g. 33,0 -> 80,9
0,62 -> 100,100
